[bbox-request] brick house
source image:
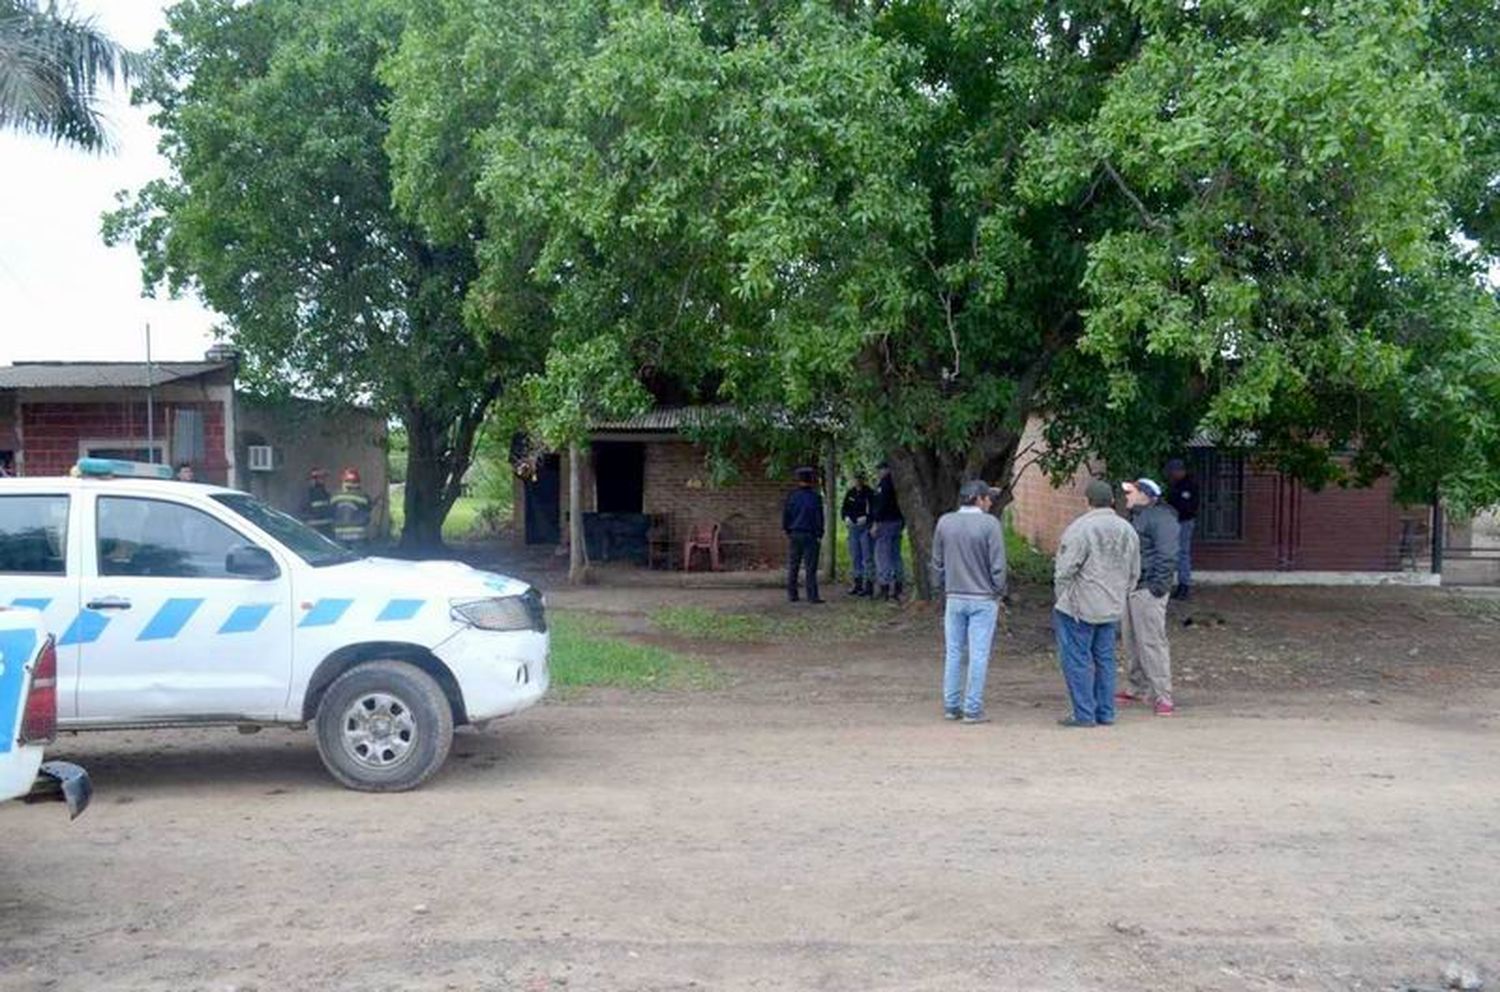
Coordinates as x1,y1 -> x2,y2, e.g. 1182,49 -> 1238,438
513,408 -> 801,569
1008,418 -> 1437,582
0,354 -> 389,532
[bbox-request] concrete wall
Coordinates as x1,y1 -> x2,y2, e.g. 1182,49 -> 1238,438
236,398 -> 389,536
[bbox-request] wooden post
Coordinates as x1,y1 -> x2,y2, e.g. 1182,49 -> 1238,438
568,441 -> 585,584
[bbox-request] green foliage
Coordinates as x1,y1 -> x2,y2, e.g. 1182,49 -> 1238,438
0,0 -> 138,150
103,0 -> 535,548
549,611 -> 716,689
383,0 -> 1500,557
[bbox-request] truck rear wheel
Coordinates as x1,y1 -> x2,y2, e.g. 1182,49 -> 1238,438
313,660 -> 454,792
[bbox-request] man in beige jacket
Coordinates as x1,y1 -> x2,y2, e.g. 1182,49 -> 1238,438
1052,480 -> 1140,727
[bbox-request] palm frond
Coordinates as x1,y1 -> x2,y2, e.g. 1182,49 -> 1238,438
0,0 -> 140,151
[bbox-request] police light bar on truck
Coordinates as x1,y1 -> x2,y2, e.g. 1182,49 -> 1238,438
74,458 -> 175,480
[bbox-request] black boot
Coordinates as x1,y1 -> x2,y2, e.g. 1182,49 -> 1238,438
856,579 -> 872,597
892,582 -> 904,602
848,579 -> 863,596
876,584 -> 890,602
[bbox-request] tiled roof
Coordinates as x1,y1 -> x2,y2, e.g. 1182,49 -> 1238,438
0,361 -> 233,390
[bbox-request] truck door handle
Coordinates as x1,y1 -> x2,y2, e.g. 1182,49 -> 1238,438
85,597 -> 132,611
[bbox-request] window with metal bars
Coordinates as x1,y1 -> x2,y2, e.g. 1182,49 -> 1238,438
1189,449 -> 1245,541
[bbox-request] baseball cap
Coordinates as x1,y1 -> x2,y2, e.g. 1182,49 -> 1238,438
959,479 -> 1002,503
1165,458 -> 1186,473
1128,477 -> 1162,499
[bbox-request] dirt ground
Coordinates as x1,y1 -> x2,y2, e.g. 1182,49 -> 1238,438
3,577 -> 1499,992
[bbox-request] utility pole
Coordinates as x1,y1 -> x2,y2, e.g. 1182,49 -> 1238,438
144,323 -> 156,463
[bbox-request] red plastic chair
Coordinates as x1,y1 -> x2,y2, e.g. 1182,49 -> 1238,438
682,521 -> 722,572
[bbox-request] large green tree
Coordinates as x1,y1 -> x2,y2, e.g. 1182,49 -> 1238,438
389,0 -> 1500,592
0,0 -> 137,150
105,0 -> 534,550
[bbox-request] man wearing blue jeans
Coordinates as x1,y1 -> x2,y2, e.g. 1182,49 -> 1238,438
871,462 -> 906,601
1052,481 -> 1140,727
931,480 -> 1008,724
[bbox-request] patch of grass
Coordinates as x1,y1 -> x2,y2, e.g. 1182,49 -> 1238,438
549,612 -> 716,689
389,493 -> 509,543
1004,521 -> 1054,585
651,604 -> 889,643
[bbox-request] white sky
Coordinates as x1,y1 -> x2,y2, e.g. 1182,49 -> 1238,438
0,1 -> 219,366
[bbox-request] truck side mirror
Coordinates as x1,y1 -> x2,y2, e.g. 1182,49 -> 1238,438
225,545 -> 280,580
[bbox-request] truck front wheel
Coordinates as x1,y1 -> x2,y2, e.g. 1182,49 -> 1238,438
313,660 -> 454,792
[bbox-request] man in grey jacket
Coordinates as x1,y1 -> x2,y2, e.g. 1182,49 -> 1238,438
1120,478 -> 1180,716
931,479 -> 1008,724
1053,480 -> 1140,727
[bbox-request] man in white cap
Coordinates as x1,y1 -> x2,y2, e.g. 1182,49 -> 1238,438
1119,478 -> 1179,716
931,479 -> 1008,723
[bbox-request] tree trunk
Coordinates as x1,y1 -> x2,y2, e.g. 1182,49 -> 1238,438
568,441 -> 586,583
399,412 -> 458,553
889,432 -> 1026,602
397,391 -> 495,554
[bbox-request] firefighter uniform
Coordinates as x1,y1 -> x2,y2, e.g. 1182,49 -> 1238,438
330,468 -> 372,549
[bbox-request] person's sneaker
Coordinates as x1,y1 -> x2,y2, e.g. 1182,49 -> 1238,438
1153,699 -> 1175,717
943,708 -> 962,721
1057,717 -> 1097,728
961,712 -> 990,725
1115,691 -> 1144,704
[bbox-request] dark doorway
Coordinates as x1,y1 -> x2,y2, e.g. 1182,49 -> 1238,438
524,454 -> 561,545
593,442 -> 645,514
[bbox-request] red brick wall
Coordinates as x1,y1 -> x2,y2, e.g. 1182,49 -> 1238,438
545,437 -> 793,567
1007,419 -> 1425,572
19,401 -> 228,482
642,441 -> 789,568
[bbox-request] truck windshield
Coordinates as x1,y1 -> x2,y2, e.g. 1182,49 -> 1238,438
211,493 -> 359,568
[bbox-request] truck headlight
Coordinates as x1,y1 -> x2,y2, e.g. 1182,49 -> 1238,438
451,589 -> 547,633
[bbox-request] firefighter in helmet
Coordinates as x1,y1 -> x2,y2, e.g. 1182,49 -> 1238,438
329,467 -> 372,550
302,468 -> 334,538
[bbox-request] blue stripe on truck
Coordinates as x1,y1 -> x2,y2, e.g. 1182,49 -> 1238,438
138,598 -> 205,641
299,599 -> 353,628
0,628 -> 40,755
59,611 -> 109,646
219,604 -> 275,635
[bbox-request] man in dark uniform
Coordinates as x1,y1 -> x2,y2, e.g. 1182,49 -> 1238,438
1165,458 -> 1198,599
841,470 -> 875,596
301,468 -> 334,538
870,461 -> 906,601
783,467 -> 825,604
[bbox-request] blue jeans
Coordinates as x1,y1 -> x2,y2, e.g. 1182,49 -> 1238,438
847,522 -> 874,580
1178,519 -> 1195,588
873,520 -> 905,585
1052,609 -> 1117,725
944,597 -> 998,716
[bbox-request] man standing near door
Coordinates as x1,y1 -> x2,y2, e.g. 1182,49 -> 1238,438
1165,458 -> 1198,600
783,467 -> 825,604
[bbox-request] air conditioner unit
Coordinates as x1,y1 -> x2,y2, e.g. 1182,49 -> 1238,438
247,445 -> 275,472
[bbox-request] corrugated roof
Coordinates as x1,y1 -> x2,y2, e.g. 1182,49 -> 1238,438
591,406 -> 722,432
0,361 -> 232,390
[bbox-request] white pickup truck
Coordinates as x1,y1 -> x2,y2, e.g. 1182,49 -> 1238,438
0,459 -> 549,791
1,605 -> 90,817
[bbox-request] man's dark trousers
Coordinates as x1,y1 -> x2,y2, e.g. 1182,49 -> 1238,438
1052,609 -> 1117,725
787,533 -> 821,602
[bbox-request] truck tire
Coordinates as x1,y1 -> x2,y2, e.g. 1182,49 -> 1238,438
313,660 -> 454,792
